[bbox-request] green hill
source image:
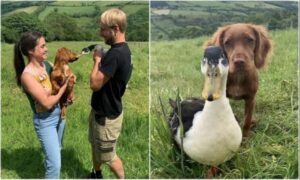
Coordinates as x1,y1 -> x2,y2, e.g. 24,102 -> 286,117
150,1 -> 298,40
1,1 -> 149,43
2,1 -> 147,17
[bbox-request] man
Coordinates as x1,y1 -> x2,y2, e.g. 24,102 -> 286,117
88,8 -> 132,179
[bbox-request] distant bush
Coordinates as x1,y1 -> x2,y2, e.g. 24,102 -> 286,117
127,8 -> 149,41
1,26 -> 18,43
44,12 -> 83,41
243,9 -> 296,30
1,12 -> 48,43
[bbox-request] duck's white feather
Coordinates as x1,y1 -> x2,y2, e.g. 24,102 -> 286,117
175,96 -> 242,166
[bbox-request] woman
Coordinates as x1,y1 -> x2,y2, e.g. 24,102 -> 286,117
13,31 -> 70,178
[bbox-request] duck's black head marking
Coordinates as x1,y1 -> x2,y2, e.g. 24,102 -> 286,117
202,46 -> 228,67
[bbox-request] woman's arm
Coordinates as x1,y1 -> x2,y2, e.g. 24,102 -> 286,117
21,73 -> 70,110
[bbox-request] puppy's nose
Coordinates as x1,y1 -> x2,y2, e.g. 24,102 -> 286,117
234,58 -> 245,68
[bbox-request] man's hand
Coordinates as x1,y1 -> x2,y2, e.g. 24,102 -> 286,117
93,48 -> 104,63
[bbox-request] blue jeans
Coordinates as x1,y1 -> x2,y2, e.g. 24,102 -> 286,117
33,105 -> 66,179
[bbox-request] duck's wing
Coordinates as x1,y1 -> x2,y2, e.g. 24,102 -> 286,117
169,97 -> 205,137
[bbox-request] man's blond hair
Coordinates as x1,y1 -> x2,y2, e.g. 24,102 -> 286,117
100,8 -> 127,33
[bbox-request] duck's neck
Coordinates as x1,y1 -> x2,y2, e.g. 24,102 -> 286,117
205,95 -> 229,109
204,75 -> 230,112
216,74 -> 228,98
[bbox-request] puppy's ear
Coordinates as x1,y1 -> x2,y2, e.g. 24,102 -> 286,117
203,26 -> 229,50
251,24 -> 272,69
54,48 -> 69,64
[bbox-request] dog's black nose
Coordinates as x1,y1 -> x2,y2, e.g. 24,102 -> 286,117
207,94 -> 214,101
234,59 -> 245,68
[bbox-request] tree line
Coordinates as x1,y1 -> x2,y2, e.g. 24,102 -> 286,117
156,8 -> 297,41
1,6 -> 149,43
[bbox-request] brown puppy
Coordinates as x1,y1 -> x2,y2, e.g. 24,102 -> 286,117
204,23 -> 272,137
51,47 -> 78,118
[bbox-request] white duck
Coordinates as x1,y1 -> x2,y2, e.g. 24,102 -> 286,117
169,46 -> 242,175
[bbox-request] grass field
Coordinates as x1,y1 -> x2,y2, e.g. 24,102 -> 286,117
38,6 -> 95,20
150,28 -> 298,178
5,6 -> 39,16
1,41 -> 149,178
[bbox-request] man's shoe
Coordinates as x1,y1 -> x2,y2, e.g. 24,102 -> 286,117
88,169 -> 103,179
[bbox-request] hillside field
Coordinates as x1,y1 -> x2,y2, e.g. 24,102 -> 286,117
151,1 -> 298,40
150,28 -> 298,178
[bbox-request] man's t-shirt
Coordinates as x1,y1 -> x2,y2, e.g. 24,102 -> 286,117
91,42 -> 132,118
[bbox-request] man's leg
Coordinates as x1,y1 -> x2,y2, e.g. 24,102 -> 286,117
90,145 -> 103,178
92,145 -> 101,171
88,109 -> 103,178
90,147 -> 124,179
89,110 -> 124,178
108,155 -> 124,179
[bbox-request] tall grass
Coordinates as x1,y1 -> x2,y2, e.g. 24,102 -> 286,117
150,28 -> 298,178
1,41 -> 149,178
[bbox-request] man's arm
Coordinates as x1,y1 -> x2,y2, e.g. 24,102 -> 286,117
90,50 -> 109,92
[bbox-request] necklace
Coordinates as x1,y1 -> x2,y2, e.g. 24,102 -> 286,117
38,72 -> 48,81
29,62 -> 48,81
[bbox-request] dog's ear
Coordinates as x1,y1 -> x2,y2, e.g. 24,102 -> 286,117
251,24 -> 272,69
54,47 -> 69,64
203,26 -> 229,50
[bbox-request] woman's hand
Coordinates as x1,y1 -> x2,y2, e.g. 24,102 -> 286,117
59,75 -> 74,92
63,75 -> 75,106
66,96 -> 75,106
21,73 -> 73,110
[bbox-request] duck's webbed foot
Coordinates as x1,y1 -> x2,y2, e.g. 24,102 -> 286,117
207,166 -> 218,178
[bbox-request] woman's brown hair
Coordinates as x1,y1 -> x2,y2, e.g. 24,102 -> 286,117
14,31 -> 43,87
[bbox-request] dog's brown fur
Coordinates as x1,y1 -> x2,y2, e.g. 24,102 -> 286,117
51,47 -> 78,118
204,23 -> 272,137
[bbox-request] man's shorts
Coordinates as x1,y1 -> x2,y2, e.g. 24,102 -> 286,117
88,109 -> 123,163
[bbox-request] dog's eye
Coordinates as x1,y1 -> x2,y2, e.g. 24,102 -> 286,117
224,41 -> 232,49
245,37 -> 254,44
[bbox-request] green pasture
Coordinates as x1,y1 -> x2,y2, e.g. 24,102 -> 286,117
1,41 -> 149,178
166,1 -> 282,9
52,1 -> 95,6
3,1 -> 148,21
75,17 -> 95,27
153,0 -> 282,21
170,9 -> 210,18
4,6 -> 39,16
150,1 -> 297,41
150,28 -> 298,178
38,6 -> 95,20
